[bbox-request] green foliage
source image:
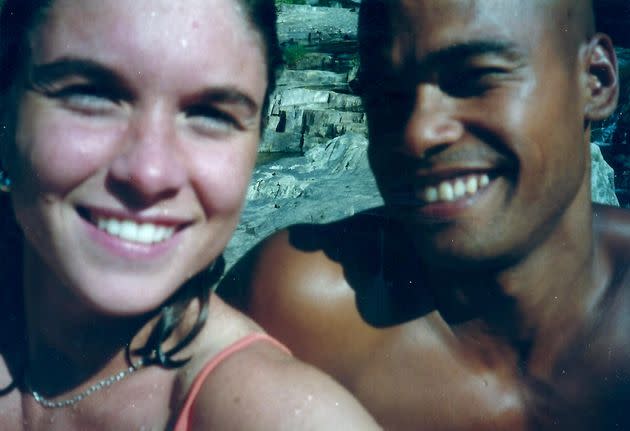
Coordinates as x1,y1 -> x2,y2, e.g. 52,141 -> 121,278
283,44 -> 309,68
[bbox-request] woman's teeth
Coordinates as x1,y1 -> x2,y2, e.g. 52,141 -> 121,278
95,217 -> 175,244
420,173 -> 490,203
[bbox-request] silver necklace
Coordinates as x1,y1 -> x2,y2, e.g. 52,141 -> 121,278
25,359 -> 145,409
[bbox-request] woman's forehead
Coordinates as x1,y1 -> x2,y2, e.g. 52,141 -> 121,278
31,0 -> 259,64
28,0 -> 266,95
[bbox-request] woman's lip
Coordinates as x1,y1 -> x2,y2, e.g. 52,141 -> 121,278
76,205 -> 194,260
77,205 -> 193,228
80,214 -> 185,260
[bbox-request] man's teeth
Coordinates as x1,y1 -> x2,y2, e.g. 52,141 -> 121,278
421,174 -> 490,203
95,217 -> 175,244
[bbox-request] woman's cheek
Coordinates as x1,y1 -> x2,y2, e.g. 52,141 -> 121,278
194,144 -> 256,217
15,109 -> 122,194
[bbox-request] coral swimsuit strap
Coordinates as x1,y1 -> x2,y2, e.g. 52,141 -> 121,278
173,332 -> 291,431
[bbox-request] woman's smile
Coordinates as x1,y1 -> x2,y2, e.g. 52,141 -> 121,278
76,205 -> 193,259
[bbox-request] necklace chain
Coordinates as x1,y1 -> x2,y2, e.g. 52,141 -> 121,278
25,359 -> 144,409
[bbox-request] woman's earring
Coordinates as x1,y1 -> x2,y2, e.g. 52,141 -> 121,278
0,169 -> 11,193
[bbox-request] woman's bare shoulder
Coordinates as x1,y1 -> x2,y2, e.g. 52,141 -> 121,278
183,328 -> 381,430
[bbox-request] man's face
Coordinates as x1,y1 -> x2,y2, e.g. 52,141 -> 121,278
364,0 -> 592,269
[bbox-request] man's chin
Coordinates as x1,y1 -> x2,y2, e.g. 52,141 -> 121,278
409,236 -> 523,273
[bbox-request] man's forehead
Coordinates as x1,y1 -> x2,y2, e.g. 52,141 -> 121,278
395,0 -> 574,15
395,0 -> 547,17
387,0 -> 582,58
390,1 -> 536,55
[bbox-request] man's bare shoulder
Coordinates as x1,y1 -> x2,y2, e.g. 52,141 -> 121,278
219,207 -> 432,325
220,207 -> 390,312
218,208 -> 427,361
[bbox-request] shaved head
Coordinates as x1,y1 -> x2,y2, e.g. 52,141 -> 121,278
359,0 -> 600,83
554,0 -> 595,38
547,0 -> 595,62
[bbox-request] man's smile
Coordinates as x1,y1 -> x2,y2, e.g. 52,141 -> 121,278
418,172 -> 491,203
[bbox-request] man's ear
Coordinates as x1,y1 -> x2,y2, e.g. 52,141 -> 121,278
584,33 -> 619,121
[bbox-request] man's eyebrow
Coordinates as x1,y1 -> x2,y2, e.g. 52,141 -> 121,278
194,88 -> 260,116
29,57 -> 127,88
423,40 -> 524,65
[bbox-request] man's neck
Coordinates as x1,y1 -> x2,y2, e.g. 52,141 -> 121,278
425,192 -> 610,376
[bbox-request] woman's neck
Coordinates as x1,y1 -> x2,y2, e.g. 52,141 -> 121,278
21,246 -> 148,397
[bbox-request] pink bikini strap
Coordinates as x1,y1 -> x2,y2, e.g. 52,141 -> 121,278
173,332 -> 291,431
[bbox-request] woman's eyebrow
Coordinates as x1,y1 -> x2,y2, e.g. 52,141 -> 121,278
29,57 -> 128,88
30,57 -> 260,115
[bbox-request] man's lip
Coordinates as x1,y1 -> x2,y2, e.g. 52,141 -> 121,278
384,172 -> 503,220
387,167 -> 501,192
411,167 -> 500,187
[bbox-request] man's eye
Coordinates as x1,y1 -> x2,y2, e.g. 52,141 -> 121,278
185,106 -> 239,135
440,67 -> 505,98
52,85 -> 120,114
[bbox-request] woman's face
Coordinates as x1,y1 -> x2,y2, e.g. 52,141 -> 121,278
8,0 -> 267,315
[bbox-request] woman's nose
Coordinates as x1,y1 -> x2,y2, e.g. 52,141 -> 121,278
108,107 -> 187,207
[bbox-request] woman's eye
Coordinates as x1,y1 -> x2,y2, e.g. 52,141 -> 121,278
52,85 -> 120,114
186,106 -> 239,135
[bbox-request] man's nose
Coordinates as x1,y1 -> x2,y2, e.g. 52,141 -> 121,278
108,107 -> 187,206
401,84 -> 464,158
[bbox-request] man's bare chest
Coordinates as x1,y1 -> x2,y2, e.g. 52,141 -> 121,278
344,318 -> 626,431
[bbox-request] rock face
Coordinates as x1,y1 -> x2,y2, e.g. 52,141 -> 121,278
262,82 -> 366,153
275,3 -> 358,69
222,3 -> 625,268
591,143 -> 620,206
226,133 -> 380,266
263,4 -> 364,153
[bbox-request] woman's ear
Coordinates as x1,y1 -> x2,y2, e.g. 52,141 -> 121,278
584,33 -> 619,121
0,89 -> 18,174
0,105 -> 10,172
